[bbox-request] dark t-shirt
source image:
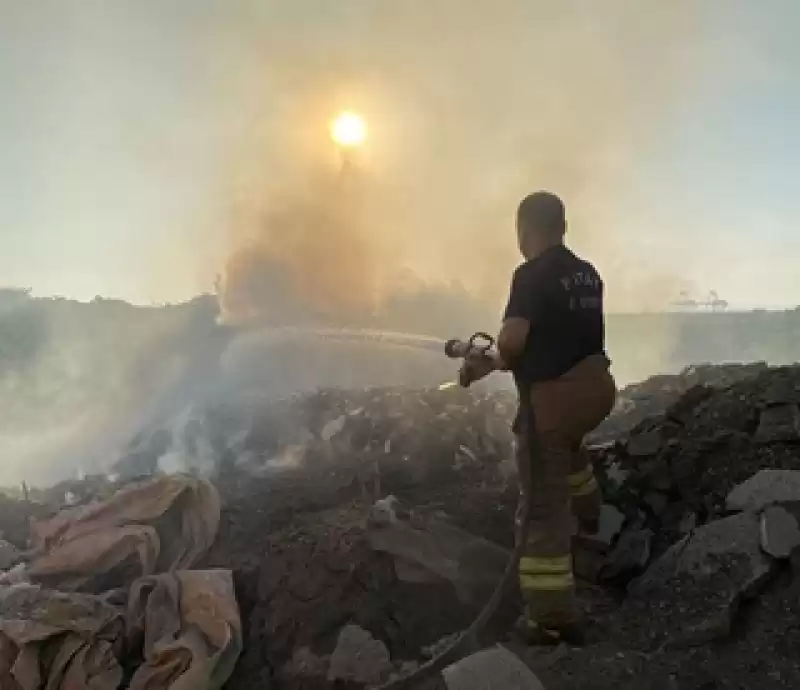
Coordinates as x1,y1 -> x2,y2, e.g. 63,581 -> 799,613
503,244 -> 605,386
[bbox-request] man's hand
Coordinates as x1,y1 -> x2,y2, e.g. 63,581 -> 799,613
458,352 -> 497,387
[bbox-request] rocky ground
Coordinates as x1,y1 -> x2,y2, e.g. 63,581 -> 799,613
3,361 -> 800,689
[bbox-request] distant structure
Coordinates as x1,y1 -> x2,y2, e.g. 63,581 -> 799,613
707,290 -> 728,312
670,290 -> 728,312
671,291 -> 698,311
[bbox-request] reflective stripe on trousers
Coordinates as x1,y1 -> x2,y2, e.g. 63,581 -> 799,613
515,431 -> 579,628
519,555 -> 575,592
568,466 -> 598,498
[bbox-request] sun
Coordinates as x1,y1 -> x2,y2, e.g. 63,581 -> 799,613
330,111 -> 367,148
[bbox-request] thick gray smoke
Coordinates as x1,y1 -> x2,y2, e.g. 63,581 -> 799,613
217,1 -> 724,326
0,294 -> 223,486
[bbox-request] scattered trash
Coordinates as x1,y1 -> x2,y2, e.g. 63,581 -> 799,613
321,414 -> 346,441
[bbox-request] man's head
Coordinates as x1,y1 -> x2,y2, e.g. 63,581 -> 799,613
516,191 -> 566,259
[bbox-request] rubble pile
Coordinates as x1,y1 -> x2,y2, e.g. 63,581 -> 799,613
589,361 -> 768,444
4,362 -> 800,689
117,386 -> 519,501
227,386 -> 517,488
589,364 -> 800,579
199,364 -> 800,689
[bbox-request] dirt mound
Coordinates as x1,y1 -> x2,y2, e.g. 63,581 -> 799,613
204,473 -> 511,689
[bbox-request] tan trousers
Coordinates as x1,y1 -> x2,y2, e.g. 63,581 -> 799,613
515,354 -> 616,629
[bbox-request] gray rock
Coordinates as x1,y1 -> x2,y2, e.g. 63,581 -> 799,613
760,505 -> 800,559
628,512 -> 775,647
573,548 -> 604,582
755,404 -> 800,443
599,528 -> 653,581
643,491 -> 669,516
727,469 -> 800,512
0,540 -> 21,572
367,514 -> 508,605
328,624 -> 392,685
597,504 -> 625,547
443,646 -> 547,690
647,462 -> 673,492
627,430 -> 662,457
393,557 -> 445,584
635,512 -> 772,587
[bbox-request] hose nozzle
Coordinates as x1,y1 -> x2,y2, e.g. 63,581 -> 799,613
444,332 -> 495,359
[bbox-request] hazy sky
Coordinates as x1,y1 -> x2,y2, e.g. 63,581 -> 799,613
1,1 -> 799,311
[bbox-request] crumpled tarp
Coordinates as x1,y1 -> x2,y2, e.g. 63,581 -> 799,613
0,584 -> 124,690
126,570 -> 242,690
27,476 -> 221,593
0,476 -> 240,690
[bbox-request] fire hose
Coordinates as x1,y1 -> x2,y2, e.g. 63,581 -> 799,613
374,333 -> 536,689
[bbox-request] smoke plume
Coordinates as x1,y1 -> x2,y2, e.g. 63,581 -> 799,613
217,1 -> 723,326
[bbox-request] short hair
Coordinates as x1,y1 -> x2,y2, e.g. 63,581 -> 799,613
517,191 -> 566,238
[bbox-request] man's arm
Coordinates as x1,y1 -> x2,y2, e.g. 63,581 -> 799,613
496,264 -> 538,368
458,264 -> 539,386
497,319 -> 529,365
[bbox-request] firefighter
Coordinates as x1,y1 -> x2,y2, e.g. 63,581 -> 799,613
460,191 -> 616,645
